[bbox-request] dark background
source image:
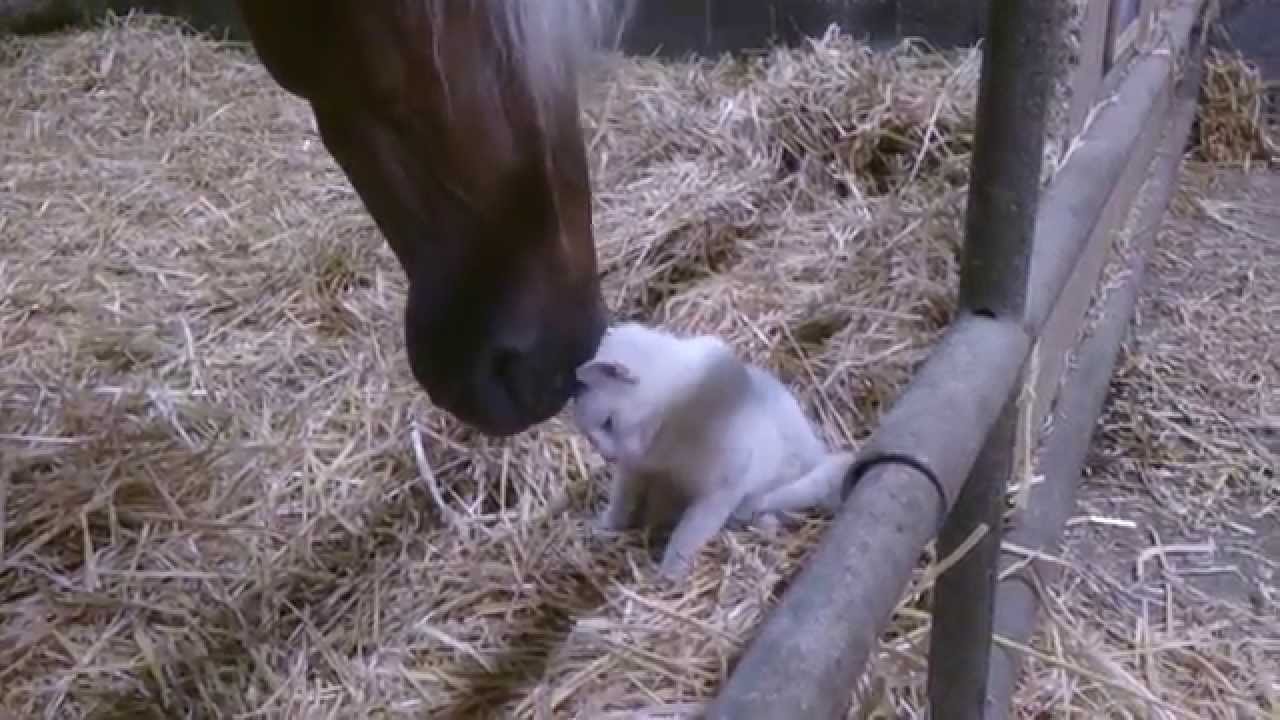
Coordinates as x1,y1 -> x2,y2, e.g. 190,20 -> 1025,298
2,0 -> 1276,90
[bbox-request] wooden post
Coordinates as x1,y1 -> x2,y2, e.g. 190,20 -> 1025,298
1065,0 -> 1114,139
1105,0 -> 1152,72
1024,0 -> 1173,471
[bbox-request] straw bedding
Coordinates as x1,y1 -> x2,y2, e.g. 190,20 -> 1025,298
1026,163 -> 1280,720
1193,47 -> 1279,168
0,11 -> 1273,719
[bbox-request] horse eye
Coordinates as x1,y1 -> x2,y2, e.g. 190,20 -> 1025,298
602,417 -> 614,433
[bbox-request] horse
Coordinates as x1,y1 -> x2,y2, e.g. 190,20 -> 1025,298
234,0 -> 631,437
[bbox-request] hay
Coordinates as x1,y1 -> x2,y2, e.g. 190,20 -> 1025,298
1192,47 -> 1279,168
582,27 -> 989,441
0,16 -> 983,718
0,12 -> 1273,720
1012,163 -> 1280,720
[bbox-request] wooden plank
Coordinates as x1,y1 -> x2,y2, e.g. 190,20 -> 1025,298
1106,0 -> 1148,71
1026,51 -> 1174,447
1017,0 -> 1186,475
1125,0 -> 1160,63
1066,0 -> 1115,139
1140,0 -> 1160,40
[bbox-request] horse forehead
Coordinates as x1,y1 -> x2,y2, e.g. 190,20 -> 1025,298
247,0 -> 602,279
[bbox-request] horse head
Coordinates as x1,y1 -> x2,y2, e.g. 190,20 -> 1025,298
239,0 -> 623,435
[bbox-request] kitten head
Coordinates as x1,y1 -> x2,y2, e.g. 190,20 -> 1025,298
570,323 -> 678,464
571,358 -> 637,463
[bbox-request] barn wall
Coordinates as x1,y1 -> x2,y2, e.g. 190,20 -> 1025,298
1214,0 -> 1280,109
0,0 -> 244,36
6,0 -> 1274,102
2,0 -> 993,53
618,0 -> 903,55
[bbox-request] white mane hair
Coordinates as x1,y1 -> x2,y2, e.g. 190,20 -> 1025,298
496,0 -> 632,85
422,0 -> 634,126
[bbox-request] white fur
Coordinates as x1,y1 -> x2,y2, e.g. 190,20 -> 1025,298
571,322 -> 854,581
423,0 -> 633,126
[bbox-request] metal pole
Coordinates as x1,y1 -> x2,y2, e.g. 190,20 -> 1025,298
927,1 -> 1059,717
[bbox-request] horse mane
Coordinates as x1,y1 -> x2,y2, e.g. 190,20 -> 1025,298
421,0 -> 633,127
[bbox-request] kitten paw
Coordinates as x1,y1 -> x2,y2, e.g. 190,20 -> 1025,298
593,510 -> 637,533
730,498 -> 759,524
753,512 -> 781,539
657,553 -> 694,583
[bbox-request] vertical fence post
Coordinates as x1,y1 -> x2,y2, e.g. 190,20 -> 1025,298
925,1 -> 1060,717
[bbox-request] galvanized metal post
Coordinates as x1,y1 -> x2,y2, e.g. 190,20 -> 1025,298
926,1 -> 1059,717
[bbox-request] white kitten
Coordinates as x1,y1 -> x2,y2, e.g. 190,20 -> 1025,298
570,322 -> 854,580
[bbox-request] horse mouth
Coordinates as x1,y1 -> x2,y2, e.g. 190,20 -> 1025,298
427,370 -> 575,438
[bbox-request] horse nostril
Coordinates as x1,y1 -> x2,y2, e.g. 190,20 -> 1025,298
489,336 -> 583,419
490,346 -> 544,413
490,347 -> 522,393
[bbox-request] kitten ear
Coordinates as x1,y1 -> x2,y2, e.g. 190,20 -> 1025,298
576,360 -> 638,387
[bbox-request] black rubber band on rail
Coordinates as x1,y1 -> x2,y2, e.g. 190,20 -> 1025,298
842,453 -> 950,534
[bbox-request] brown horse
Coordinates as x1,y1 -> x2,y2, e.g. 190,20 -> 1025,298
234,1 -> 629,436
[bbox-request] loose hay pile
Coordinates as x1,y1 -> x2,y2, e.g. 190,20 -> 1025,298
1193,47 -> 1279,167
583,29 -> 986,437
1012,163 -> 1280,720
0,12 -> 1274,720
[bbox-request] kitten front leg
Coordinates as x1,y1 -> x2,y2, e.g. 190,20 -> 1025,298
729,493 -> 762,525
598,467 -> 646,531
658,487 -> 744,581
